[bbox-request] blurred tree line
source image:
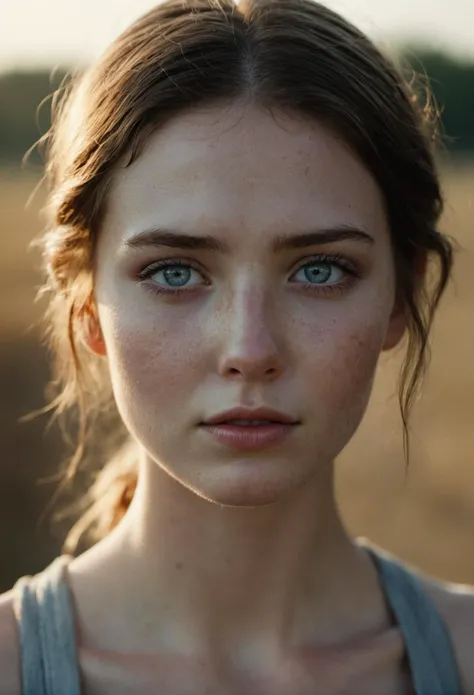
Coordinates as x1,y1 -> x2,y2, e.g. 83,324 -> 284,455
0,46 -> 473,165
401,47 -> 474,153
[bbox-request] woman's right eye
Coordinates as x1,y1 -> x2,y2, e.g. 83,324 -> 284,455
138,259 -> 208,294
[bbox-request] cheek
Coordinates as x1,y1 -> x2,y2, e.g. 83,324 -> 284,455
329,326 -> 382,402
97,299 -> 203,410
303,316 -> 387,455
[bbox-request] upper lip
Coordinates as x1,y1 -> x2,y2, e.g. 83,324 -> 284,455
202,407 -> 300,425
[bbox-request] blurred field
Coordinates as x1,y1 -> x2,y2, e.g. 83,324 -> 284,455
0,163 -> 473,590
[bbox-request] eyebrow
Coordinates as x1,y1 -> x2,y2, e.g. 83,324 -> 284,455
124,224 -> 374,253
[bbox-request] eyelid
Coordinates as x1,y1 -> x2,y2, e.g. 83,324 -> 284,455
137,257 -> 208,280
290,252 -> 362,277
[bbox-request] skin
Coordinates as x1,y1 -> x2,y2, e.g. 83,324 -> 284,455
1,101 -> 474,694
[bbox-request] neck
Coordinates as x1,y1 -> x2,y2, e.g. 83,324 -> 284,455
70,453 -> 385,671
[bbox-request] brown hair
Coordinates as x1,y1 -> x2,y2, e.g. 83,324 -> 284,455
32,0 -> 453,553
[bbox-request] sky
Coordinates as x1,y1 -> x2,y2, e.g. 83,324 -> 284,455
1,0 -> 473,72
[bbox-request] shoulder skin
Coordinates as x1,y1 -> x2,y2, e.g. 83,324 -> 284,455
0,589 -> 21,694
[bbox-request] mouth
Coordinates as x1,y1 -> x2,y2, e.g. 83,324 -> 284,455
198,420 -> 300,451
201,407 -> 300,427
201,419 -> 294,427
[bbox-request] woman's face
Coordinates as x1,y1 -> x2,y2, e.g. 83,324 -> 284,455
90,103 -> 404,505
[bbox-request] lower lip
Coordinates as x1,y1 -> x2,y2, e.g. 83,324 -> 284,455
199,423 -> 298,451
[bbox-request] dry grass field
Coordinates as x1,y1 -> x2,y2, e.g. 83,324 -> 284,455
0,163 -> 473,589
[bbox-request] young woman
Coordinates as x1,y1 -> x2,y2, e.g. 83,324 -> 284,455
1,0 -> 473,692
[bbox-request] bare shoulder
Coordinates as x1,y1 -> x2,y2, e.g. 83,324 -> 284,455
0,589 -> 21,694
420,571 -> 474,694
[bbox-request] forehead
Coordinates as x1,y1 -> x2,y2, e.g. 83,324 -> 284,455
103,103 -> 389,242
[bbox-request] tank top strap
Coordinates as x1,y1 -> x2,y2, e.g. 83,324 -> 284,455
367,546 -> 463,695
10,546 -> 464,695
12,555 -> 81,695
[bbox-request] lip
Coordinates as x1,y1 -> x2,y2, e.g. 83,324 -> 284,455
199,406 -> 300,452
202,406 -> 299,426
199,422 -> 298,451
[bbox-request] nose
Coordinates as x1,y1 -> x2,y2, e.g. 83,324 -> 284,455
216,287 -> 286,382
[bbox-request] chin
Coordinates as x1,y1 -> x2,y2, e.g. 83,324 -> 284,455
190,463 -> 307,508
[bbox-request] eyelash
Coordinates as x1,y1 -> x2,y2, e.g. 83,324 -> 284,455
137,254 -> 363,298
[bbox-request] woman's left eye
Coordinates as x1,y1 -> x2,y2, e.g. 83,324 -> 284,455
291,260 -> 348,286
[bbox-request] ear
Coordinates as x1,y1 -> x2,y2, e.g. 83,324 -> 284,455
78,300 -> 107,357
381,299 -> 406,352
382,252 -> 427,352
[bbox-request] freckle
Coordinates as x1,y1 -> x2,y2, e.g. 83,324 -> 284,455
175,561 -> 183,571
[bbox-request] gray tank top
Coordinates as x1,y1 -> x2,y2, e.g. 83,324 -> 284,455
11,547 -> 463,695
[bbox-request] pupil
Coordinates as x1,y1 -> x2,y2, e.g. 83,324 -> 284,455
164,267 -> 191,286
305,264 -> 331,283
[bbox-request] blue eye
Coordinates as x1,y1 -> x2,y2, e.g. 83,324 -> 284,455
293,261 -> 345,285
156,265 -> 193,287
294,260 -> 349,285
140,260 -> 206,289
